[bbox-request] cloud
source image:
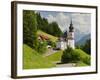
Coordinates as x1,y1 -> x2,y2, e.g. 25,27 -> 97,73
47,12 -> 70,31
40,11 -> 91,34
71,13 -> 91,34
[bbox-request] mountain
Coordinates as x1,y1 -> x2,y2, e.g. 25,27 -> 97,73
74,28 -> 85,42
76,34 -> 90,45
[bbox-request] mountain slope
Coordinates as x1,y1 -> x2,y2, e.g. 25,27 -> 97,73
74,28 -> 85,42
76,34 -> 90,45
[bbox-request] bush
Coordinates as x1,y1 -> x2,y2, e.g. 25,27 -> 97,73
61,47 -> 80,63
37,41 -> 47,54
47,40 -> 56,48
61,47 -> 90,65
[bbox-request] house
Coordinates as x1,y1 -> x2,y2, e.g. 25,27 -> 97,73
38,34 -> 52,49
38,34 -> 50,41
56,20 -> 75,50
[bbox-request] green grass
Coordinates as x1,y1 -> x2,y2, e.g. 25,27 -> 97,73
74,49 -> 90,65
76,61 -> 88,66
37,30 -> 58,42
45,50 -> 63,62
23,44 -> 90,69
23,44 -> 55,69
74,49 -> 90,58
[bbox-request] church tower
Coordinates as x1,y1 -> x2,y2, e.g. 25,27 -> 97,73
67,20 -> 75,49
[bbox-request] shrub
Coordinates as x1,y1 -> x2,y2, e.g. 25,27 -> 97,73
61,47 -> 80,63
61,48 -> 72,63
47,40 -> 56,48
37,41 -> 47,54
61,47 -> 90,65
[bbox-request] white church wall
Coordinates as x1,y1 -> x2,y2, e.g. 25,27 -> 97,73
56,41 -> 67,50
56,41 -> 61,49
68,39 -> 75,49
61,41 -> 67,50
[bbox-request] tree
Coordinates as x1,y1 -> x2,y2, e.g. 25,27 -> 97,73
48,22 -> 63,37
81,39 -> 91,55
36,13 -> 43,30
23,10 -> 38,49
61,47 -> 80,63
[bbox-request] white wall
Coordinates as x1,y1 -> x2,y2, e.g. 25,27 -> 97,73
68,39 -> 75,49
0,0 -> 100,80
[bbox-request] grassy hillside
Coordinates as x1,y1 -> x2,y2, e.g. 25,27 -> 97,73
76,61 -> 88,66
46,50 -> 63,62
74,49 -> 90,58
23,44 -> 55,69
23,44 -> 90,69
74,49 -> 90,65
37,30 -> 58,42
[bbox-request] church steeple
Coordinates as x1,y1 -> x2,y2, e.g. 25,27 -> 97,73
69,20 -> 74,32
67,19 -> 75,49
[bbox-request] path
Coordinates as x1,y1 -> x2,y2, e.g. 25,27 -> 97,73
56,63 -> 76,67
43,48 -> 58,57
53,61 -> 76,67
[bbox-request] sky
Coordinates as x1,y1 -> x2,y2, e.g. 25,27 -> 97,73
38,11 -> 91,34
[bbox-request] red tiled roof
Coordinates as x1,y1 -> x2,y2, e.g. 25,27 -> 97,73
38,34 -> 49,40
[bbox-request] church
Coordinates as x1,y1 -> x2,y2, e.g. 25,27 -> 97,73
56,20 -> 75,50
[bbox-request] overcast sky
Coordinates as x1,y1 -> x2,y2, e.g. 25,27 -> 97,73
38,11 -> 91,34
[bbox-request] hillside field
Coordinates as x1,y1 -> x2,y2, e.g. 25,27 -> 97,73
37,30 -> 58,42
23,44 -> 55,69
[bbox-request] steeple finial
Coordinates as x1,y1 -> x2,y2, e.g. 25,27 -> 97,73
71,18 -> 72,24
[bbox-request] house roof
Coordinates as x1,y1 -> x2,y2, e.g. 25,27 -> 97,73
38,34 -> 50,40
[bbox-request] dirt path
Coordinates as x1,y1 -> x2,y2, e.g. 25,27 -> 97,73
53,61 -> 76,67
56,63 -> 76,67
43,48 -> 57,57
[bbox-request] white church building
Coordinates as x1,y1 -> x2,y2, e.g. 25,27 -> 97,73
56,21 -> 75,50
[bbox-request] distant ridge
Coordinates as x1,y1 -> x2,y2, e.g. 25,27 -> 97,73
76,34 -> 90,45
